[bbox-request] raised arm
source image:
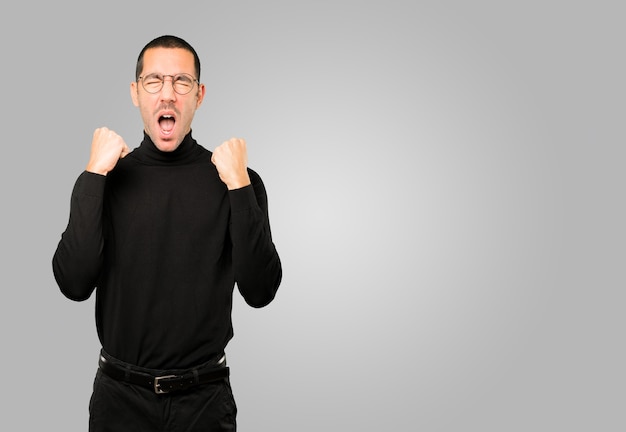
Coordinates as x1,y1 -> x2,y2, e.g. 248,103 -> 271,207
52,128 -> 130,301
229,172 -> 282,307
212,138 -> 282,307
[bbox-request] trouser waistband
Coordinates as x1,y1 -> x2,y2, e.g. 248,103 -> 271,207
98,350 -> 229,395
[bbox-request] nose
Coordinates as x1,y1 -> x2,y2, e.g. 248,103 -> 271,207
160,76 -> 177,101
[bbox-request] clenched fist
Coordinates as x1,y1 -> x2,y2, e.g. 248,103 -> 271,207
211,137 -> 251,190
86,127 -> 131,175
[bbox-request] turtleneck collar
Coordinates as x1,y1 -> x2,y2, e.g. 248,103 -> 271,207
132,131 -> 203,165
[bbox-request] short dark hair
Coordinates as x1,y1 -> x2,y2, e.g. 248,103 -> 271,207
135,35 -> 201,81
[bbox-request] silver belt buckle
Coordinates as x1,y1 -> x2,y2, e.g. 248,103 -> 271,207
154,375 -> 177,394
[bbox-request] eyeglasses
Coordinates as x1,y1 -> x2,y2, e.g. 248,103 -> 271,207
138,73 -> 199,95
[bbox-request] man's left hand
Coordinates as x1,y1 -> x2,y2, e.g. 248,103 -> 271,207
211,137 -> 252,190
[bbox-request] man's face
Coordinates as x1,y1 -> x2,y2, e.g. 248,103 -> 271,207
131,47 -> 205,152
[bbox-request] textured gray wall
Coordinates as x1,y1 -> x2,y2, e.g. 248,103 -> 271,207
2,1 -> 624,430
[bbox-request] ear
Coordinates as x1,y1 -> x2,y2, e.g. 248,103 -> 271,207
195,83 -> 206,109
130,81 -> 139,107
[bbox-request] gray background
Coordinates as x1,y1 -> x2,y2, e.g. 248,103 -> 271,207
1,1 -> 624,430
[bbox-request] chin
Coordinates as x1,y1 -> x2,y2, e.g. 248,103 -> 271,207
145,128 -> 184,152
156,142 -> 180,153
155,139 -> 181,152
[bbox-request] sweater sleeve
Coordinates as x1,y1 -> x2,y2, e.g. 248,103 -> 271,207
228,169 -> 282,308
52,171 -> 106,301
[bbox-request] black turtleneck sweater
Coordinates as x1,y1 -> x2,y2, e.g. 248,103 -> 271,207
52,132 -> 282,369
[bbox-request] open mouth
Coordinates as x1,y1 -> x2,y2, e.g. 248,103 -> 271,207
159,114 -> 175,135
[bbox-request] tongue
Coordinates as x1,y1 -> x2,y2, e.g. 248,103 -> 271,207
160,118 -> 175,132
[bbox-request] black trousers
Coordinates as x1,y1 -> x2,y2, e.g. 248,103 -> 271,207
89,351 -> 237,431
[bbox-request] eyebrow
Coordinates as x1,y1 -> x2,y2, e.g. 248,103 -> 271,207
142,72 -> 197,78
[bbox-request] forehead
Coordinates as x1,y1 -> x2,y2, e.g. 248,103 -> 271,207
141,47 -> 195,75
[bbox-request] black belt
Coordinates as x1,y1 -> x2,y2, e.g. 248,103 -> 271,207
98,354 -> 230,394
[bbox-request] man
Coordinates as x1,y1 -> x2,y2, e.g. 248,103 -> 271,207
52,35 -> 282,431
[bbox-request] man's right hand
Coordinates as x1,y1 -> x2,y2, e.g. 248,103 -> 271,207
85,127 -> 131,175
